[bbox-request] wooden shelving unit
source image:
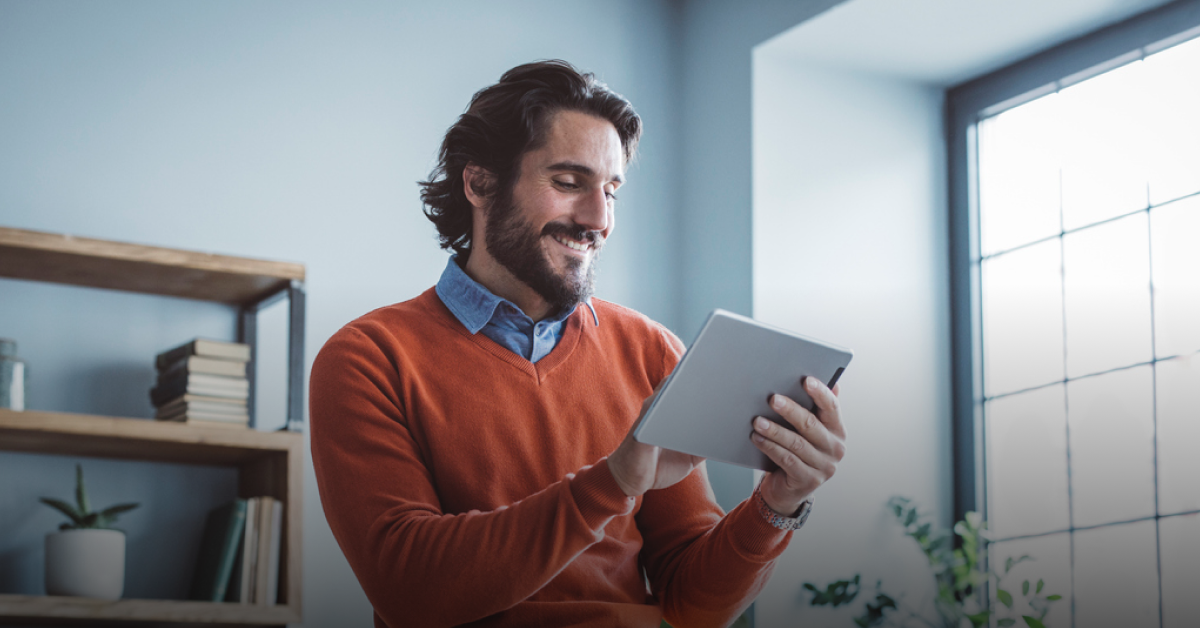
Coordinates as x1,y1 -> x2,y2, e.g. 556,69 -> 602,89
0,227 -> 304,304
0,227 -> 306,626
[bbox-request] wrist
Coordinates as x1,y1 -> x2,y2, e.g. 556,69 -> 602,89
754,485 -> 813,531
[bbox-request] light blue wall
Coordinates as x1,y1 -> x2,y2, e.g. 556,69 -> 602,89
0,2 -> 682,625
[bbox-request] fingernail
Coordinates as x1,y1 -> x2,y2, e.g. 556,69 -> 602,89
807,377 -> 821,390
771,395 -> 785,410
754,417 -> 770,431
752,433 -> 765,443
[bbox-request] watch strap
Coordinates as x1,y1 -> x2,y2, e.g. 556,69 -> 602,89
754,486 -> 813,531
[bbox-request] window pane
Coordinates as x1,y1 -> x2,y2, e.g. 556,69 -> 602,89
1161,513 -> 1200,628
986,386 -> 1070,538
1068,366 -> 1155,527
1063,213 -> 1152,377
988,532 -> 1071,628
1151,196 -> 1200,358
983,240 -> 1064,395
979,94 -> 1062,255
1157,355 -> 1200,515
1074,520 -> 1160,628
1144,36 -> 1200,205
1059,60 -> 1149,230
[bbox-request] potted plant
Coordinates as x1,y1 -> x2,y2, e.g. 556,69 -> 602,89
804,497 -> 1062,628
40,464 -> 140,600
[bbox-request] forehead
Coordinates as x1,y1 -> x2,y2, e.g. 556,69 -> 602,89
527,110 -> 625,179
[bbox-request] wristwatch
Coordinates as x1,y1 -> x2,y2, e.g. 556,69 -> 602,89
754,487 -> 813,531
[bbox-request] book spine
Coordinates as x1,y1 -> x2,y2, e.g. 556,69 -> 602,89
212,500 -> 248,601
155,341 -> 196,371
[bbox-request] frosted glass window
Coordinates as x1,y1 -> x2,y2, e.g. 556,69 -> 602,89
1074,521 -> 1160,628
971,27 -> 1200,628
979,94 -> 1062,256
985,386 -> 1070,538
1160,513 -> 1200,628
1062,213 -> 1152,377
989,533 -> 1072,628
1151,196 -> 1200,358
1059,60 -> 1149,229
982,240 -> 1064,395
1067,365 -> 1155,527
1144,36 -> 1200,205
1156,356 -> 1200,515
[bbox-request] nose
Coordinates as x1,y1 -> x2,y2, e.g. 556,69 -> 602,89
575,186 -> 610,234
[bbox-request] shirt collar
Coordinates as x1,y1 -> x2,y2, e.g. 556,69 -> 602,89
435,255 -> 598,333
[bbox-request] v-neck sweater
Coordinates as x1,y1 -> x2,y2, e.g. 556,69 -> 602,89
310,288 -> 792,628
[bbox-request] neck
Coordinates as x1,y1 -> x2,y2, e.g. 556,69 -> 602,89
462,251 -> 556,322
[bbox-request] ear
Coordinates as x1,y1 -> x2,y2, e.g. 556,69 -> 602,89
462,163 -> 496,211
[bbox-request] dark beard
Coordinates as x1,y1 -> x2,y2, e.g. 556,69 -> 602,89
484,193 -> 602,313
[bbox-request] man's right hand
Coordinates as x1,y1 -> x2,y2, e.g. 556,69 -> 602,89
607,393 -> 705,497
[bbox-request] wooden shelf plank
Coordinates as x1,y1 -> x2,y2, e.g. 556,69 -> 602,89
0,594 -> 299,626
0,227 -> 305,305
0,409 -> 301,466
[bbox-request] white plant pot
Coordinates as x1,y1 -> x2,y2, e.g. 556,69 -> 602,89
44,529 -> 126,600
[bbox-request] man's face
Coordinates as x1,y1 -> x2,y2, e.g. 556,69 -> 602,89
482,110 -> 625,312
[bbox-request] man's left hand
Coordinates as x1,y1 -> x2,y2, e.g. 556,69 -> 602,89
750,377 -> 846,517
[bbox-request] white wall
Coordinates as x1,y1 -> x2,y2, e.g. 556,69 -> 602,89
750,51 -> 952,627
0,2 -> 681,626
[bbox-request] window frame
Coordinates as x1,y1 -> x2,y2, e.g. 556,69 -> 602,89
947,0 -> 1200,526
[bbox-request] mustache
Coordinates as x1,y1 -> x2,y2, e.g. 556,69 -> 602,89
541,223 -> 604,245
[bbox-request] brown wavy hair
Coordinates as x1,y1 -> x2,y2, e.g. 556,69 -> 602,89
419,60 -> 642,257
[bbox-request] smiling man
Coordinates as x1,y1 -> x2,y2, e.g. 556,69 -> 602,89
309,61 -> 846,628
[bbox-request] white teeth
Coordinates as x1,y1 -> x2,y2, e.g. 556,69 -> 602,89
554,236 -> 589,252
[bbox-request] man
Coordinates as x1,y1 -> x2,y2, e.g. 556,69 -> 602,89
310,60 -> 846,628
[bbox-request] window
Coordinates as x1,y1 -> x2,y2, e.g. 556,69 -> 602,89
949,5 -> 1200,628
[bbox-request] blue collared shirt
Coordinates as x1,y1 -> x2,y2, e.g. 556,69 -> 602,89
435,256 -> 598,363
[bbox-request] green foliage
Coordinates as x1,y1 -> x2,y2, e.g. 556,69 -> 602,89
803,497 -> 1062,628
804,575 -> 862,608
39,464 -> 139,531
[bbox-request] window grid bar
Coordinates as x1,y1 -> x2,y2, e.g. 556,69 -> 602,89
1056,165 -> 1078,628
978,189 -> 1200,264
1146,181 -> 1165,628
979,347 -> 1200,404
986,508 -> 1200,545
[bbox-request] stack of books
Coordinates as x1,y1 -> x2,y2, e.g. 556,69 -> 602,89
151,339 -> 251,429
189,496 -> 285,605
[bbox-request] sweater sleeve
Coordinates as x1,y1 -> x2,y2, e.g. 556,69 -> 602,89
635,325 -> 794,627
309,326 -> 635,628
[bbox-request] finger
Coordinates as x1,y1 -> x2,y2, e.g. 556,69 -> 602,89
750,431 -> 825,493
768,394 -> 839,455
803,377 -> 845,438
752,416 -> 839,475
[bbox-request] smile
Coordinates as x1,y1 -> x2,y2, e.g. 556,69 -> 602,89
552,235 -> 592,252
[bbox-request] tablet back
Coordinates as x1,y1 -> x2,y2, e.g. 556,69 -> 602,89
632,309 -> 852,471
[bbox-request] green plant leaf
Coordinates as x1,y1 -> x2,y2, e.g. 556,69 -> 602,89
39,497 -> 83,523
1022,616 -> 1047,628
99,502 -> 139,519
1005,556 -> 1014,574
997,588 -> 1014,609
967,610 -> 991,627
1046,595 -> 1062,601
1036,579 -> 1044,594
74,464 -> 90,516
998,619 -> 1016,627
1022,580 -> 1030,596
905,508 -> 918,526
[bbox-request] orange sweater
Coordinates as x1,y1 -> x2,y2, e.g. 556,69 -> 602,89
310,289 -> 792,627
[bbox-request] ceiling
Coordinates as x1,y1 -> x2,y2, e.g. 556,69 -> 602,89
763,0 -> 1177,85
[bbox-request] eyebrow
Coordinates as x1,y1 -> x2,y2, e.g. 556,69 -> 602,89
547,161 -> 625,185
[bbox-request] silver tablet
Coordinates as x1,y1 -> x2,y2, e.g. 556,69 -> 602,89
632,309 -> 852,471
